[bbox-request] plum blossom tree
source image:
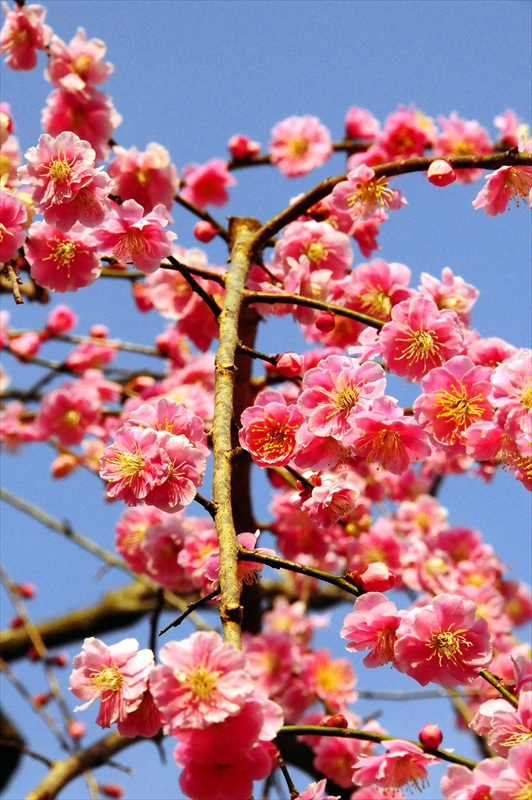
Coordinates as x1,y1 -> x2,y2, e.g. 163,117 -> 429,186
0,2 -> 531,799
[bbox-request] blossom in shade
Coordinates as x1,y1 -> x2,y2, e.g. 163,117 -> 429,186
45,27 -> 114,96
42,87 -> 122,161
115,505 -> 165,574
332,164 -> 406,222
180,158 -> 236,208
69,637 -> 154,729
0,189 -> 27,261
298,779 -> 340,800
473,164 -> 532,215
394,593 -> 493,687
297,354 -> 386,438
1,2 -> 52,70
24,221 -> 101,292
18,132 -> 112,230
0,101 -> 15,147
341,592 -> 403,668
347,395 -> 432,474
353,740 -> 440,796
379,295 -> 463,381
0,133 -> 21,188
441,756 -> 507,800
239,390 -> 303,467
107,143 -> 179,213
270,116 -> 332,178
149,631 -> 255,733
93,199 -> 176,272
99,426 -> 170,506
272,219 -> 353,280
300,649 -> 358,712
414,356 -> 494,453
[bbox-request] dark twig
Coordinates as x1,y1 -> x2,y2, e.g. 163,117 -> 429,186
159,589 -> 220,636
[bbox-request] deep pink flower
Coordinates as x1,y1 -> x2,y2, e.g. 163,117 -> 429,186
37,380 -> 101,445
115,505 -> 165,574
42,87 -> 122,161
353,740 -> 440,796
394,593 -> 493,687
227,133 -> 261,159
69,636 -> 154,728
441,757 -> 507,800
473,164 -> 532,215
347,395 -> 432,474
379,106 -> 431,159
300,649 -> 357,712
270,116 -> 332,177
180,158 -> 236,208
341,592 -> 403,668
345,258 -> 414,323
107,143 -> 179,213
125,398 -> 209,456
414,356 -> 494,453
435,113 -> 493,183
93,199 -> 176,272
25,221 -> 101,292
45,27 -> 113,96
115,686 -> 163,738
0,189 -> 26,261
99,426 -> 170,506
1,2 -> 52,70
142,518 -> 195,592
45,304 -> 78,335
239,390 -> 303,467
142,431 -> 207,513
150,631 -> 255,732
299,470 -> 362,528
297,354 -> 386,438
379,295 -> 463,381
345,107 -> 381,140
332,164 -> 406,222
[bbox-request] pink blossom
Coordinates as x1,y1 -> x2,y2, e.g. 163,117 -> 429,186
351,788 -> 404,800
298,779 -> 340,800
150,631 -> 255,732
332,164 -> 406,222
205,531 -> 275,592
239,390 -> 303,467
494,109 -> 522,149
298,470 -> 362,528
0,101 -> 14,146
45,304 -> 78,335
25,221 -> 101,292
353,739 -> 440,796
414,356 -> 494,453
466,336 -> 517,368
379,295 -> 463,381
276,351 -> 304,378
37,380 -> 101,445
345,258 -> 414,324
297,354 -> 386,438
270,116 -> 332,177
180,158 -> 236,208
125,398 -> 209,456
347,395 -> 432,474
341,592 -> 403,668
345,107 -> 381,140
65,339 -> 117,371
99,426 -> 170,506
348,562 -> 396,593
1,2 -> 52,70
272,220 -> 353,280
486,689 -> 532,754
45,27 -> 113,96
115,686 -> 163,738
142,518 -> 195,592
9,331 -> 41,358
419,267 -> 479,327
93,199 -> 176,273
115,505 -> 166,574
394,593 -> 493,687
441,756 -> 507,800
0,133 -> 21,188
300,649 -> 358,712
42,87 -> 122,161
491,741 -> 532,800
435,113 -> 493,183
69,636 -> 154,728
142,431 -> 206,513
243,630 -> 295,698
351,214 -> 385,258
379,106 -> 431,159
473,163 -> 532,215
18,131 -> 112,230
427,159 -> 457,186
0,189 -> 26,261
313,725 -> 373,789
227,133 -> 261,160
107,143 -> 179,213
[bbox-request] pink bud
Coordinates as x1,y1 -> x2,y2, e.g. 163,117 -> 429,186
68,721 -> 86,739
132,281 -> 154,312
276,351 -> 304,378
10,617 -> 23,629
419,723 -> 443,749
315,311 -> 335,332
52,652 -> 69,668
101,784 -> 125,799
14,583 -> 36,599
46,305 -> 78,335
33,692 -> 53,707
50,453 -> 78,478
90,324 -> 108,339
9,332 -> 41,358
324,714 -> 348,728
228,134 -> 261,159
193,220 -> 217,243
347,562 -> 396,592
427,160 -> 456,187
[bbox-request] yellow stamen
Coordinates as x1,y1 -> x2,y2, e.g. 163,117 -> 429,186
435,382 -> 485,432
347,176 -> 394,217
289,138 -> 309,157
427,627 -> 471,667
91,665 -> 123,692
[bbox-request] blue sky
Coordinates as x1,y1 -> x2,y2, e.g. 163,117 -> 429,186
1,1 -> 531,798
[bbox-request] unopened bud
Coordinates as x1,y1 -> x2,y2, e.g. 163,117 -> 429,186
228,134 -> 261,159
132,281 -> 154,312
315,311 -> 335,332
276,352 -> 304,378
346,562 -> 396,592
193,221 -> 217,243
33,692 -> 53,707
14,582 -> 36,599
52,652 -> 69,668
101,784 -> 125,799
323,714 -> 348,728
419,723 -> 443,749
68,721 -> 86,739
50,453 -> 78,478
427,160 -> 456,187
90,324 -> 108,339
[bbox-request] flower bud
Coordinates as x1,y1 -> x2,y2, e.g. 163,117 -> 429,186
276,351 -> 303,378
52,652 -> 69,668
90,324 -> 108,339
346,562 -> 396,592
193,220 -> 217,243
9,332 -> 41,358
68,721 -> 86,739
132,281 -> 154,312
101,785 -> 125,799
419,723 -> 443,749
33,692 -> 53,707
228,134 -> 261,159
323,714 -> 348,728
46,305 -> 78,335
427,159 -> 456,187
315,311 -> 335,332
14,582 -> 36,599
50,453 -> 79,478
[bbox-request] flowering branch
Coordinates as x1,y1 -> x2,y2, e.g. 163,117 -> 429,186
243,290 -> 385,330
479,668 -> 519,708
167,254 -> 222,319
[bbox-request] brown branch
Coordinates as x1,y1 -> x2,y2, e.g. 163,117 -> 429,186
167,255 -> 222,319
26,730 -> 137,800
1,263 -> 24,305
243,290 -> 384,330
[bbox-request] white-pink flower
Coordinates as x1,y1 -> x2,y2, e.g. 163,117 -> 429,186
270,116 -> 332,177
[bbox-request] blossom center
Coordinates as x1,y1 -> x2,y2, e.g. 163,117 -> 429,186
521,385 -> 532,409
305,241 -> 331,264
185,666 -> 219,697
289,138 -> 309,157
45,240 -> 77,273
71,54 -> 92,75
116,230 -> 151,260
48,157 -> 72,182
427,627 -> 471,666
335,386 -> 359,411
435,383 -> 485,429
252,419 -> 294,457
347,177 -> 394,217
112,449 -> 145,480
360,287 -> 392,319
134,167 -> 151,187
91,665 -> 124,692
62,409 -> 81,427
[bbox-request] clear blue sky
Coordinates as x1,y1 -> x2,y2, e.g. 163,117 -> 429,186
1,1 -> 531,798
